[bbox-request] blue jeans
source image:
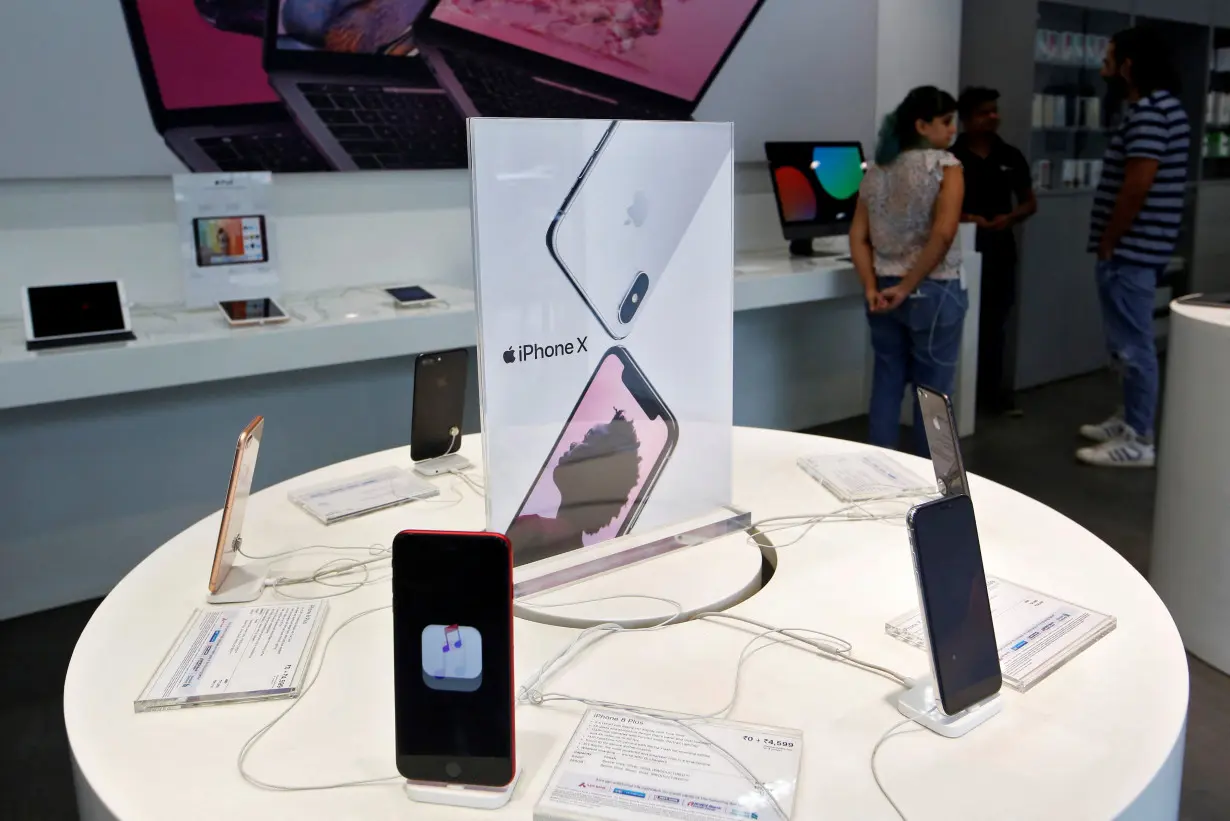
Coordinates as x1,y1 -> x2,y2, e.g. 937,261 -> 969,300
868,277 -> 968,456
1095,259 -> 1161,437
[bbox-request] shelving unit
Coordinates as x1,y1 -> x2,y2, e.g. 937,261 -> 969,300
961,0 -> 1223,391
1205,31 -> 1230,180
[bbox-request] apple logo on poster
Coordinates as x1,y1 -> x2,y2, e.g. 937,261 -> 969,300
625,191 -> 649,227
504,347 -> 516,364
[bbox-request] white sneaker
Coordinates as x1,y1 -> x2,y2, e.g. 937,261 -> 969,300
1076,434 -> 1156,468
1079,411 -> 1127,443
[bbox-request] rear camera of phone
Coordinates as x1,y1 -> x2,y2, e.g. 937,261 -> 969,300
619,272 -> 650,325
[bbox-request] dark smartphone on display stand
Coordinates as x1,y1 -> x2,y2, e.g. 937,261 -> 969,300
504,346 -> 679,566
907,494 -> 1003,715
916,385 -> 969,497
411,349 -> 468,462
393,530 -> 515,787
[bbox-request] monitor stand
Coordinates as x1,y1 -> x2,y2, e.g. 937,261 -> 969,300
789,239 -> 846,261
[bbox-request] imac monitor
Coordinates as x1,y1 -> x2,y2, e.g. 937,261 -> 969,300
765,141 -> 867,257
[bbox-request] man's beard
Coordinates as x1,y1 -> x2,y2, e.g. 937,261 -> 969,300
1104,73 -> 1129,103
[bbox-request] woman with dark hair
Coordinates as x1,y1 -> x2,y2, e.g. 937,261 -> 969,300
850,86 -> 966,456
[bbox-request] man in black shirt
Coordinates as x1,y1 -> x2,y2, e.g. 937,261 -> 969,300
951,87 -> 1037,416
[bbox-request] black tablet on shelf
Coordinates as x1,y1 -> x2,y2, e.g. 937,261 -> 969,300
22,280 -> 136,350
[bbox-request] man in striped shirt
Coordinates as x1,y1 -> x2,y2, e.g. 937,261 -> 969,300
1080,27 -> 1190,468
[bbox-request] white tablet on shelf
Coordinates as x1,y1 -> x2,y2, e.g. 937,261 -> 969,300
22,280 -> 134,350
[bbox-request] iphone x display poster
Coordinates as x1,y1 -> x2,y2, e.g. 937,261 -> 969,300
469,119 -> 734,568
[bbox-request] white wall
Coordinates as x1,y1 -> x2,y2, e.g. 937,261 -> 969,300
875,0 -> 964,129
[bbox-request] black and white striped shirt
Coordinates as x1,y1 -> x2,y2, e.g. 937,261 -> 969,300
1088,90 -> 1191,268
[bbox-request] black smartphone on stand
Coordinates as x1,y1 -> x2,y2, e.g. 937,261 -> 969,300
411,349 -> 468,462
907,494 -> 1003,715
916,385 -> 969,497
393,530 -> 515,787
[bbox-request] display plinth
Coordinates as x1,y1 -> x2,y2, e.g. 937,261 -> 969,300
412,453 -> 473,477
513,507 -> 750,602
403,768 -> 521,810
896,676 -> 1002,738
205,563 -> 267,605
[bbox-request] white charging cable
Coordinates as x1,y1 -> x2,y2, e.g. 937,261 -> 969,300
237,604 -> 401,792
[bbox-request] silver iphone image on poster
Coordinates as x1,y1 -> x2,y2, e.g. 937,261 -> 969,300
547,119 -> 732,340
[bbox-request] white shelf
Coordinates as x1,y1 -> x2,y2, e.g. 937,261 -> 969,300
1,253 -> 864,411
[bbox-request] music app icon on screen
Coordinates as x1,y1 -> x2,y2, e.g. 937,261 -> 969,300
421,624 -> 483,692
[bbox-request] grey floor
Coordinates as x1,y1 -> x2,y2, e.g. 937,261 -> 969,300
0,371 -> 1226,819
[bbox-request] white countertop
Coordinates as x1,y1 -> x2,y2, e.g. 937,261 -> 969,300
65,428 -> 1187,821
1170,297 -> 1230,328
3,253 -> 859,411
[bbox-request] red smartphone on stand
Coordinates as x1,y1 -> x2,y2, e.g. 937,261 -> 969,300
392,530 -> 515,788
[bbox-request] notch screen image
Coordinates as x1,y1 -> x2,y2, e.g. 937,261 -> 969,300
421,624 -> 483,692
766,142 -> 866,225
194,216 -> 268,266
27,282 -> 126,339
506,348 -> 675,565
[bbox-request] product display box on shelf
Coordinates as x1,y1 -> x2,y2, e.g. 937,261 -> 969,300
468,118 -> 737,587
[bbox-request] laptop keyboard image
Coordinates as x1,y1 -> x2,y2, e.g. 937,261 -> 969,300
299,83 -> 468,169
197,130 -> 330,173
442,49 -> 669,120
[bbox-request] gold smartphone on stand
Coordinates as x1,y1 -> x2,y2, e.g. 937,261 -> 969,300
209,417 -> 264,595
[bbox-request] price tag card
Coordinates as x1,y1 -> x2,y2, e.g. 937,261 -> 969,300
135,601 -> 327,712
534,708 -> 802,821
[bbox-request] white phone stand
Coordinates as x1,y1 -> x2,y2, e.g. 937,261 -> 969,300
205,563 -> 268,605
896,676 -> 1002,738
413,452 -> 473,477
403,768 -> 521,810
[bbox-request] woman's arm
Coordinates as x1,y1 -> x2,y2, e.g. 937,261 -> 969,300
849,197 -> 879,310
881,165 -> 964,309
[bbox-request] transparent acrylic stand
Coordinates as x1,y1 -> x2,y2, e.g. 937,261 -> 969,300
413,453 -> 473,478
513,506 -> 751,600
896,675 -> 1002,738
403,768 -> 521,810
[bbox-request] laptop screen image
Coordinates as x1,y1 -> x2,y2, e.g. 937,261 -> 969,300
133,0 -> 279,111
274,0 -> 426,54
427,0 -> 761,101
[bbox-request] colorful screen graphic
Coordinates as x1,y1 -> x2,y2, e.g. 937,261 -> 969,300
134,0 -> 277,110
767,142 -> 866,226
194,216 -> 268,266
421,624 -> 483,691
429,0 -> 761,101
506,350 -> 673,563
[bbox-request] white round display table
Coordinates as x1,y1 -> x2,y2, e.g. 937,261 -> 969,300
66,428 -> 1187,821
1152,299 -> 1230,673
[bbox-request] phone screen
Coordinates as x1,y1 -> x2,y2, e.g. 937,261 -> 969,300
393,531 -> 514,787
917,387 -> 967,497
194,216 -> 268,266
220,299 -> 284,321
411,349 -> 468,461
911,495 -> 1002,714
505,347 -> 676,566
388,286 -> 437,303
